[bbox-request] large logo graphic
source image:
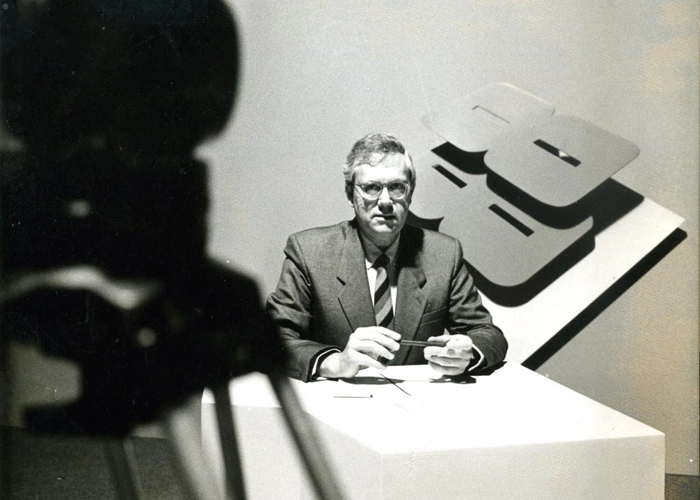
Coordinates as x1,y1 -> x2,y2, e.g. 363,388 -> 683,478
409,83 -> 646,306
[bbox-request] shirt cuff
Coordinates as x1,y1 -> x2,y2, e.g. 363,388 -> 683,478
466,344 -> 485,373
310,347 -> 342,379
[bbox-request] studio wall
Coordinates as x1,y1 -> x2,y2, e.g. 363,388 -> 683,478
4,0 -> 697,479
201,0 -> 698,475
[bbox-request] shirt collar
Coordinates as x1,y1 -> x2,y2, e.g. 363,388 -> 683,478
359,231 -> 401,270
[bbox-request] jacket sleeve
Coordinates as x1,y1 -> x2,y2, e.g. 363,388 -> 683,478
266,234 -> 333,381
447,238 -> 508,372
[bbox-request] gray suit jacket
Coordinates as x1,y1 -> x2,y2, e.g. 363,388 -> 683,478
266,220 -> 507,381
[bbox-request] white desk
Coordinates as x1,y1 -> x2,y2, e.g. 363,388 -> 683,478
202,364 -> 664,499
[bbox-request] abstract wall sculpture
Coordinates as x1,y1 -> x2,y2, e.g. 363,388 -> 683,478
409,83 -> 644,306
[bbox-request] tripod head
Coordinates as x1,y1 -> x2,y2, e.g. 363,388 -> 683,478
0,0 -> 286,436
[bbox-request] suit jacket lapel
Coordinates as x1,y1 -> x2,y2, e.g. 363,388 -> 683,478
337,222 -> 375,332
394,228 -> 428,364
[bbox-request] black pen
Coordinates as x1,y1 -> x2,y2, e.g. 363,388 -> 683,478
400,339 -> 447,347
378,339 -> 447,365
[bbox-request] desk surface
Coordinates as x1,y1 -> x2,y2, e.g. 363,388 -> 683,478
202,365 -> 664,499
204,364 -> 661,454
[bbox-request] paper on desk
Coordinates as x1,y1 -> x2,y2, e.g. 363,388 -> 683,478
354,366 -> 486,414
295,377 -> 376,406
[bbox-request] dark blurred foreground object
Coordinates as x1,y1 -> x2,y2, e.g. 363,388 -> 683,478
0,0 -> 259,440
0,1 -> 343,498
1,0 -> 237,276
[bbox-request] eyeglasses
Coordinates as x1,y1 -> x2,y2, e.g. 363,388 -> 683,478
354,181 -> 410,200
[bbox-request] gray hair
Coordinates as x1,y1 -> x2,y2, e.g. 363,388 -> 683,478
343,133 -> 416,200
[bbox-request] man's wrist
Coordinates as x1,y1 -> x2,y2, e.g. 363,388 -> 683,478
311,348 -> 341,379
319,352 -> 355,379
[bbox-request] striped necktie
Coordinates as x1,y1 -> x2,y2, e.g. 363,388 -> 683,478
373,254 -> 394,328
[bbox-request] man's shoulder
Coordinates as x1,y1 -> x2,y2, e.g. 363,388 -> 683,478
399,224 -> 463,266
403,224 -> 459,247
283,221 -> 357,266
286,220 -> 357,251
291,220 -> 353,241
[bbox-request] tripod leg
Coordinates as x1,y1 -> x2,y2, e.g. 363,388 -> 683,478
213,384 -> 246,500
267,371 -> 345,500
0,339 -> 9,499
0,425 -> 8,499
163,400 -> 224,500
103,438 -> 145,500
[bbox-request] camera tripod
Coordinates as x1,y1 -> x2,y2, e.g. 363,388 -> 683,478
0,263 -> 345,500
102,371 -> 344,500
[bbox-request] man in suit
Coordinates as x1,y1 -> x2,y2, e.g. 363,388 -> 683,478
267,133 -> 507,381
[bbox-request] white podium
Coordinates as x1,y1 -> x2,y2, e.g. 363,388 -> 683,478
201,364 -> 664,499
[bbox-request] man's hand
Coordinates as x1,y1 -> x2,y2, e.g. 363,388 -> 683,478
423,333 -> 474,376
319,326 -> 401,378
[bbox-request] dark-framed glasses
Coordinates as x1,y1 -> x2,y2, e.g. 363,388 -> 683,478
354,181 -> 409,200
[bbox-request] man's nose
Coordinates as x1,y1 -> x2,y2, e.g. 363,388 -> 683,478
377,187 -> 393,208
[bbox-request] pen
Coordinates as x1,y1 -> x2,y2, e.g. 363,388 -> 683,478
378,339 -> 447,365
400,339 -> 447,347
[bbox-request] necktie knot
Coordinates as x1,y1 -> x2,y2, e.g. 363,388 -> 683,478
374,254 -> 390,270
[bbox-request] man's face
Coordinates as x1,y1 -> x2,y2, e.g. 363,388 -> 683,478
349,153 -> 412,249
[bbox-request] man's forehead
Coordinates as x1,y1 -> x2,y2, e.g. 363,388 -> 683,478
356,152 -> 408,170
355,164 -> 410,183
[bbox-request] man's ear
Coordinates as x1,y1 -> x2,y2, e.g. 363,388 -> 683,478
345,185 -> 355,207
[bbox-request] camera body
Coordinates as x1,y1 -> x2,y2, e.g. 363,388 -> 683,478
1,0 -> 285,436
